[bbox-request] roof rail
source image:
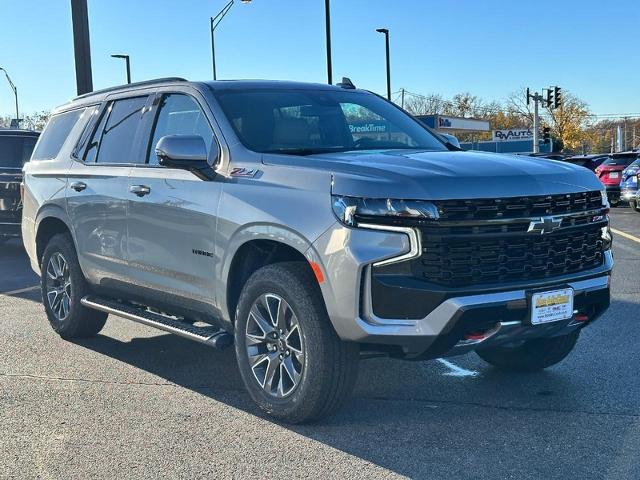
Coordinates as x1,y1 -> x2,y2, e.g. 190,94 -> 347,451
73,77 -> 188,100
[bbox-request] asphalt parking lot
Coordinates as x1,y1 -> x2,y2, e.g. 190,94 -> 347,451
1,210 -> 639,479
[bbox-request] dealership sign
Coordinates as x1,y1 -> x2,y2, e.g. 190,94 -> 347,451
493,128 -> 533,142
437,115 -> 490,132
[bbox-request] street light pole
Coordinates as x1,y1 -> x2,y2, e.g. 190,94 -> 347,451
210,0 -> 252,81
325,0 -> 332,84
376,28 -> 391,100
0,67 -> 19,123
111,54 -> 131,84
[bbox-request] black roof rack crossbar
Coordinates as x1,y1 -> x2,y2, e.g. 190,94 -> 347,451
73,77 -> 187,100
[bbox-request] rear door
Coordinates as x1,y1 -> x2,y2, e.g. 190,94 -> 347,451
67,94 -> 151,290
126,89 -> 223,315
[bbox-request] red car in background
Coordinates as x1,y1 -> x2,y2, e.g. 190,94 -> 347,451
595,152 -> 639,206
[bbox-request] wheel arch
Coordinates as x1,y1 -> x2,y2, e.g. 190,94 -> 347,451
220,225 -> 322,328
35,206 -> 75,267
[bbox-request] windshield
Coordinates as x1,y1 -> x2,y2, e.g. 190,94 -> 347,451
0,135 -> 38,168
214,89 -> 448,155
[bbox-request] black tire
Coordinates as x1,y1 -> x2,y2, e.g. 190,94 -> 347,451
476,331 -> 580,372
41,233 -> 108,339
234,262 -> 359,424
631,200 -> 640,213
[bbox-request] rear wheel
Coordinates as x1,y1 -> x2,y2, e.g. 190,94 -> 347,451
234,262 -> 359,423
41,233 -> 108,339
631,200 -> 640,212
476,331 -> 580,372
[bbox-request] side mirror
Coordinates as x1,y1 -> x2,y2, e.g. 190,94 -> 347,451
155,135 -> 217,181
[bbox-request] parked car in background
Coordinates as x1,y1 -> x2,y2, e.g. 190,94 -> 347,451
620,158 -> 640,211
563,154 -> 609,172
524,152 -> 568,161
438,132 -> 461,149
595,152 -> 639,206
0,129 -> 39,243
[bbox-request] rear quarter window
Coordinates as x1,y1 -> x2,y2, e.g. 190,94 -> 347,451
31,108 -> 85,161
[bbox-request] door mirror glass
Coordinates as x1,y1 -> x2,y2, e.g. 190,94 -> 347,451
155,135 -> 217,180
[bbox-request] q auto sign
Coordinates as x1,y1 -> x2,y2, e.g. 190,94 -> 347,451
493,128 -> 533,141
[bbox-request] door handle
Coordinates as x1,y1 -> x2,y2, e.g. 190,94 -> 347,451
69,181 -> 87,192
129,185 -> 151,197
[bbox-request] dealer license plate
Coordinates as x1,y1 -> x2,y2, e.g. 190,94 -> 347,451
531,288 -> 574,325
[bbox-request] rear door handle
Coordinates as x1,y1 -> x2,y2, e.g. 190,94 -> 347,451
129,185 -> 151,197
69,181 -> 87,192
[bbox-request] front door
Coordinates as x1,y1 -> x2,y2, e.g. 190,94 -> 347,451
126,92 -> 222,316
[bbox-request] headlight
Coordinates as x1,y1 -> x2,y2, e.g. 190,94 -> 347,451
332,195 -> 439,226
600,187 -> 610,208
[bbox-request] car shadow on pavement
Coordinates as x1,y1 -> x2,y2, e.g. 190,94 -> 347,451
70,300 -> 640,480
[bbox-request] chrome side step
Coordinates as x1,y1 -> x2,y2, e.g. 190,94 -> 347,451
81,295 -> 233,349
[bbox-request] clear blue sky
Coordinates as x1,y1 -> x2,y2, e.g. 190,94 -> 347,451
1,0 -> 639,118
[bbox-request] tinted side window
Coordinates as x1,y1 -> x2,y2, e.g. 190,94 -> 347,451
84,105 -> 110,163
0,135 -> 38,167
147,94 -> 214,165
95,96 -> 147,164
31,108 -> 84,160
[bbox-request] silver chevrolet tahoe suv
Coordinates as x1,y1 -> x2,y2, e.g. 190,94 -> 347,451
23,78 -> 613,423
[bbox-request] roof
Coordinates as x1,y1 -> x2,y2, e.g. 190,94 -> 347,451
73,77 -> 187,101
203,79 -> 358,92
0,129 -> 40,137
55,78 -> 367,114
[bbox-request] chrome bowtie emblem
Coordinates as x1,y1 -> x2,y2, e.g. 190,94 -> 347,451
527,216 -> 562,234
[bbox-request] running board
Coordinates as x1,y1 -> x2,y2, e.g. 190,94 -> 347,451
81,295 -> 233,349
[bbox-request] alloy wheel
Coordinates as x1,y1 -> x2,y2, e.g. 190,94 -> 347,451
245,293 -> 305,398
45,252 -> 72,321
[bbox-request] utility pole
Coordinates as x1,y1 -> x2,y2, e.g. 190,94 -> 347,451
0,67 -> 19,123
111,54 -> 131,84
527,88 -> 543,153
70,0 -> 93,95
400,88 -> 405,109
527,85 -> 562,154
325,0 -> 332,84
376,28 -> 391,100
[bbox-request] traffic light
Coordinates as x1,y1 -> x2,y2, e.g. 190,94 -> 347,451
553,86 -> 562,109
545,88 -> 553,108
542,127 -> 551,144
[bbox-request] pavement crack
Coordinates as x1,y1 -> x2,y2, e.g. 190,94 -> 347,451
361,394 -> 640,418
0,372 -> 219,390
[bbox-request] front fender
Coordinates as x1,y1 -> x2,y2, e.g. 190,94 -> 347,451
216,223 -> 316,325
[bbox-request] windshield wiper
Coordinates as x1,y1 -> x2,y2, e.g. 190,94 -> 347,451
262,147 -> 351,156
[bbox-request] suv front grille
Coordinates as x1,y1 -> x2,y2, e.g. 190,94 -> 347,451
415,223 -> 606,287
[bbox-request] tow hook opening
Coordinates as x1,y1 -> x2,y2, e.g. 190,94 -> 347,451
462,323 -> 501,342
574,312 -> 589,322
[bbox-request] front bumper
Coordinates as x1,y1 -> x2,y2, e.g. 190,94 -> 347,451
309,223 -> 612,360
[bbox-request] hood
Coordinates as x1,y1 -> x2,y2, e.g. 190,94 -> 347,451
265,149 -> 603,200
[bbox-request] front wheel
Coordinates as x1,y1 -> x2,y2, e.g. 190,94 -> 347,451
476,331 -> 580,372
234,262 -> 359,424
631,200 -> 640,213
